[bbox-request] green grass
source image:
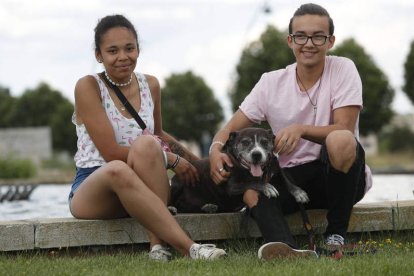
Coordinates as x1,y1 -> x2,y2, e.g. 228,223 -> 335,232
1,232 -> 414,276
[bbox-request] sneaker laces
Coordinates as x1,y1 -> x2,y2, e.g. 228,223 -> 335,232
326,234 -> 345,246
190,244 -> 224,260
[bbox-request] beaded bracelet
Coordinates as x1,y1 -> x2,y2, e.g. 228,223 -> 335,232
208,141 -> 225,154
168,154 -> 181,170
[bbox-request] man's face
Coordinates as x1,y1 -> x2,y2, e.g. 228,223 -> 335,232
288,14 -> 335,69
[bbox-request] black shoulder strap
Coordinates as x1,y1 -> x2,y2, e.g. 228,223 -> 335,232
100,71 -> 147,130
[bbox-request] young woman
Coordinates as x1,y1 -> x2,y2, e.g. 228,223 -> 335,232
69,14 -> 226,261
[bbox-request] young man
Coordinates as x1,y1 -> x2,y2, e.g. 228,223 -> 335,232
209,3 -> 372,260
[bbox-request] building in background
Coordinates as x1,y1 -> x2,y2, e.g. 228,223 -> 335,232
0,127 -> 52,165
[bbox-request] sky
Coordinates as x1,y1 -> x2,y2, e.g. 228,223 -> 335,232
1,0 -> 414,119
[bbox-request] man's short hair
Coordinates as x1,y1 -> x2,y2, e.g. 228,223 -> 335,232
288,3 -> 334,35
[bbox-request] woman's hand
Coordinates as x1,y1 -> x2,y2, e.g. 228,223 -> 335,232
172,156 -> 199,186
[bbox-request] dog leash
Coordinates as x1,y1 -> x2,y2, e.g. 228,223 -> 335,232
298,203 -> 377,259
298,203 -> 316,251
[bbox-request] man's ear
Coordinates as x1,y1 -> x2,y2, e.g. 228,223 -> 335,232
287,34 -> 294,49
327,35 -> 335,49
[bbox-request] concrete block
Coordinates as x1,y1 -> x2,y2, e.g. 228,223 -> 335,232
34,218 -> 148,249
175,213 -> 261,240
349,202 -> 394,232
387,200 -> 414,230
0,220 -> 34,251
2,200 -> 413,251
351,200 -> 414,232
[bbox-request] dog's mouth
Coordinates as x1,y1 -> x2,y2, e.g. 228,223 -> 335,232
250,164 -> 263,177
240,157 -> 264,177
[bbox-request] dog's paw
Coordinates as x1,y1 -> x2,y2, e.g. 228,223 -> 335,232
201,203 -> 218,213
263,183 -> 279,198
292,189 -> 309,203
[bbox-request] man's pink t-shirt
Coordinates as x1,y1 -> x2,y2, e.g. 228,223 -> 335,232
239,56 -> 372,192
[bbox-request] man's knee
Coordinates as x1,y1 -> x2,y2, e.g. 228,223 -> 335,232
243,189 -> 259,208
325,130 -> 357,172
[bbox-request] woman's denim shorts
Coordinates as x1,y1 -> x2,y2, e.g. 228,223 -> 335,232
68,166 -> 100,201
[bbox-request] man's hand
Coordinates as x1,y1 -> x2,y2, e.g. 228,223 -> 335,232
274,124 -> 304,155
209,150 -> 232,185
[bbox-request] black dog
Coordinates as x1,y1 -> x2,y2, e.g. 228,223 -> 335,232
169,127 -> 309,213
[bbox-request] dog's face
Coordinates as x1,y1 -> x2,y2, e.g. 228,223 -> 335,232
225,128 -> 275,177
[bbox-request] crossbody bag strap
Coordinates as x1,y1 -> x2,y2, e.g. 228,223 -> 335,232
100,72 -> 147,130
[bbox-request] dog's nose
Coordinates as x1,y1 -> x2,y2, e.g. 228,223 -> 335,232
251,151 -> 262,162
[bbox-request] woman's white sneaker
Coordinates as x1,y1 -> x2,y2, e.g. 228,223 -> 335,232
149,244 -> 172,262
189,244 -> 226,260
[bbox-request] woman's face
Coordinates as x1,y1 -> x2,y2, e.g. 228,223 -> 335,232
96,26 -> 139,82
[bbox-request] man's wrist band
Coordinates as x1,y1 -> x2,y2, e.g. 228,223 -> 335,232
209,141 -> 225,154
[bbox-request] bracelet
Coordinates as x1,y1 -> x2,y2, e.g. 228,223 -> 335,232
209,141 -> 225,154
168,154 -> 180,170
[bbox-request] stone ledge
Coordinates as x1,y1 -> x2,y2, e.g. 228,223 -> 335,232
1,200 -> 414,251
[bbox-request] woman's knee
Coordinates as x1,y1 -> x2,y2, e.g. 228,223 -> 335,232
104,160 -> 138,190
325,130 -> 357,172
128,136 -> 162,165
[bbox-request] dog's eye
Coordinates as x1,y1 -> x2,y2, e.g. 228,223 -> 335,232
241,139 -> 250,147
260,139 -> 269,147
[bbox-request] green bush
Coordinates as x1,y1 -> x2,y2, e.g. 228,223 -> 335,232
379,125 -> 414,153
0,157 -> 37,179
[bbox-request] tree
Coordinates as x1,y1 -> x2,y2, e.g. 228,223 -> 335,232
403,40 -> 414,103
49,101 -> 77,154
161,71 -> 224,149
330,38 -> 394,135
0,85 -> 17,127
379,125 -> 414,153
8,83 -> 76,153
230,25 -> 295,111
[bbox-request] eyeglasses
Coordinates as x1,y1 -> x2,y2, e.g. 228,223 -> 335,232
289,34 -> 332,46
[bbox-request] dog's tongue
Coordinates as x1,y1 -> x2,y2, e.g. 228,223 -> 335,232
250,165 -> 263,177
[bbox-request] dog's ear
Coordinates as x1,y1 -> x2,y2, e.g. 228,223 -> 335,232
267,129 -> 275,142
267,128 -> 276,139
223,131 -> 238,151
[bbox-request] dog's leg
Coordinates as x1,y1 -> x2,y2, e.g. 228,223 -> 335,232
263,183 -> 279,198
280,170 -> 309,203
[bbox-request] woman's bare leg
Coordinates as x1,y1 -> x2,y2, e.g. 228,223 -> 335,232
126,136 -> 171,249
70,154 -> 194,255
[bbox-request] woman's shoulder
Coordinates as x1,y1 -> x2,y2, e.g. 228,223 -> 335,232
75,74 -> 101,100
137,73 -> 160,94
76,74 -> 99,89
139,73 -> 159,87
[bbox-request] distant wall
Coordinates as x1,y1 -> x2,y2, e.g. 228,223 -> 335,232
0,127 -> 52,164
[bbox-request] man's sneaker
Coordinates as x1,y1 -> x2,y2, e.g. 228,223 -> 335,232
325,234 -> 345,250
258,242 -> 319,260
189,243 -> 226,260
149,244 -> 172,261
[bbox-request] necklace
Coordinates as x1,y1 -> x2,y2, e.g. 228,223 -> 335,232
295,68 -> 323,117
104,71 -> 133,87
119,85 -> 133,112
